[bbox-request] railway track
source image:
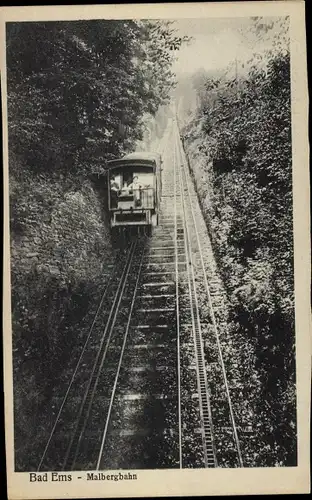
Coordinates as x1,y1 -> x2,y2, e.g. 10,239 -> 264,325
172,121 -> 217,468
96,131 -> 184,470
37,115 -> 243,471
173,116 -> 243,467
37,240 -> 146,471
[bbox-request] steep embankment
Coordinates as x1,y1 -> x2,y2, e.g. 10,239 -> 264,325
10,155 -> 113,469
181,52 -> 296,467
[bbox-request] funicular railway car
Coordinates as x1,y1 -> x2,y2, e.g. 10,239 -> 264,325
107,152 -> 162,237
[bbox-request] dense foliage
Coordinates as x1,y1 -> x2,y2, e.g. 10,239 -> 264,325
181,19 -> 296,466
7,20 -> 187,176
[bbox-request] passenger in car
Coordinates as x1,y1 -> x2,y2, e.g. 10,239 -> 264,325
128,175 -> 143,205
110,175 -> 120,208
128,175 -> 142,190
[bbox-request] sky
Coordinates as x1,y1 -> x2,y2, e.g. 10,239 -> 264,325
171,17 -> 286,77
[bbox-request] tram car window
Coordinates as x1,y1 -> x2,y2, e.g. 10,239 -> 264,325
107,152 -> 162,235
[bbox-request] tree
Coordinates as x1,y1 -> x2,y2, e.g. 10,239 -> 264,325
7,20 -> 189,176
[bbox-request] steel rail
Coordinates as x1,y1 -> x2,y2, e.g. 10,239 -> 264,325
95,241 -> 147,470
37,247 -> 128,471
62,240 -> 137,470
175,116 -> 244,467
94,122 -> 171,468
173,120 -> 217,468
173,126 -> 183,469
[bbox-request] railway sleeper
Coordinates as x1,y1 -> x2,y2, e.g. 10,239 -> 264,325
116,393 -> 175,401
127,343 -> 167,349
136,296 -> 175,309
112,428 -> 178,437
140,282 -> 176,293
132,324 -> 173,333
127,365 -> 173,372
142,271 -> 177,280
128,328 -> 177,343
135,308 -> 176,320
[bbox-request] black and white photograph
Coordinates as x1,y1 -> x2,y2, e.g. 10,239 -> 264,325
2,2 -> 310,498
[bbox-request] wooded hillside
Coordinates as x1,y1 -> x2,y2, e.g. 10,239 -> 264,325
180,17 -> 296,466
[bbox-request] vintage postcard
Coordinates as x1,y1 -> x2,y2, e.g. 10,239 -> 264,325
1,1 -> 310,498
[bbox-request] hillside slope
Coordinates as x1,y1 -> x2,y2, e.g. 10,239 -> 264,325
181,50 -> 296,466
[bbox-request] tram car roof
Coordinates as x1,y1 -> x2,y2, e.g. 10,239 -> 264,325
106,151 -> 161,173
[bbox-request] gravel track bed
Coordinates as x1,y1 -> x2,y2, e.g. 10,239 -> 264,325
117,369 -> 177,394
100,398 -> 179,469
100,432 -> 179,469
127,328 -> 176,344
